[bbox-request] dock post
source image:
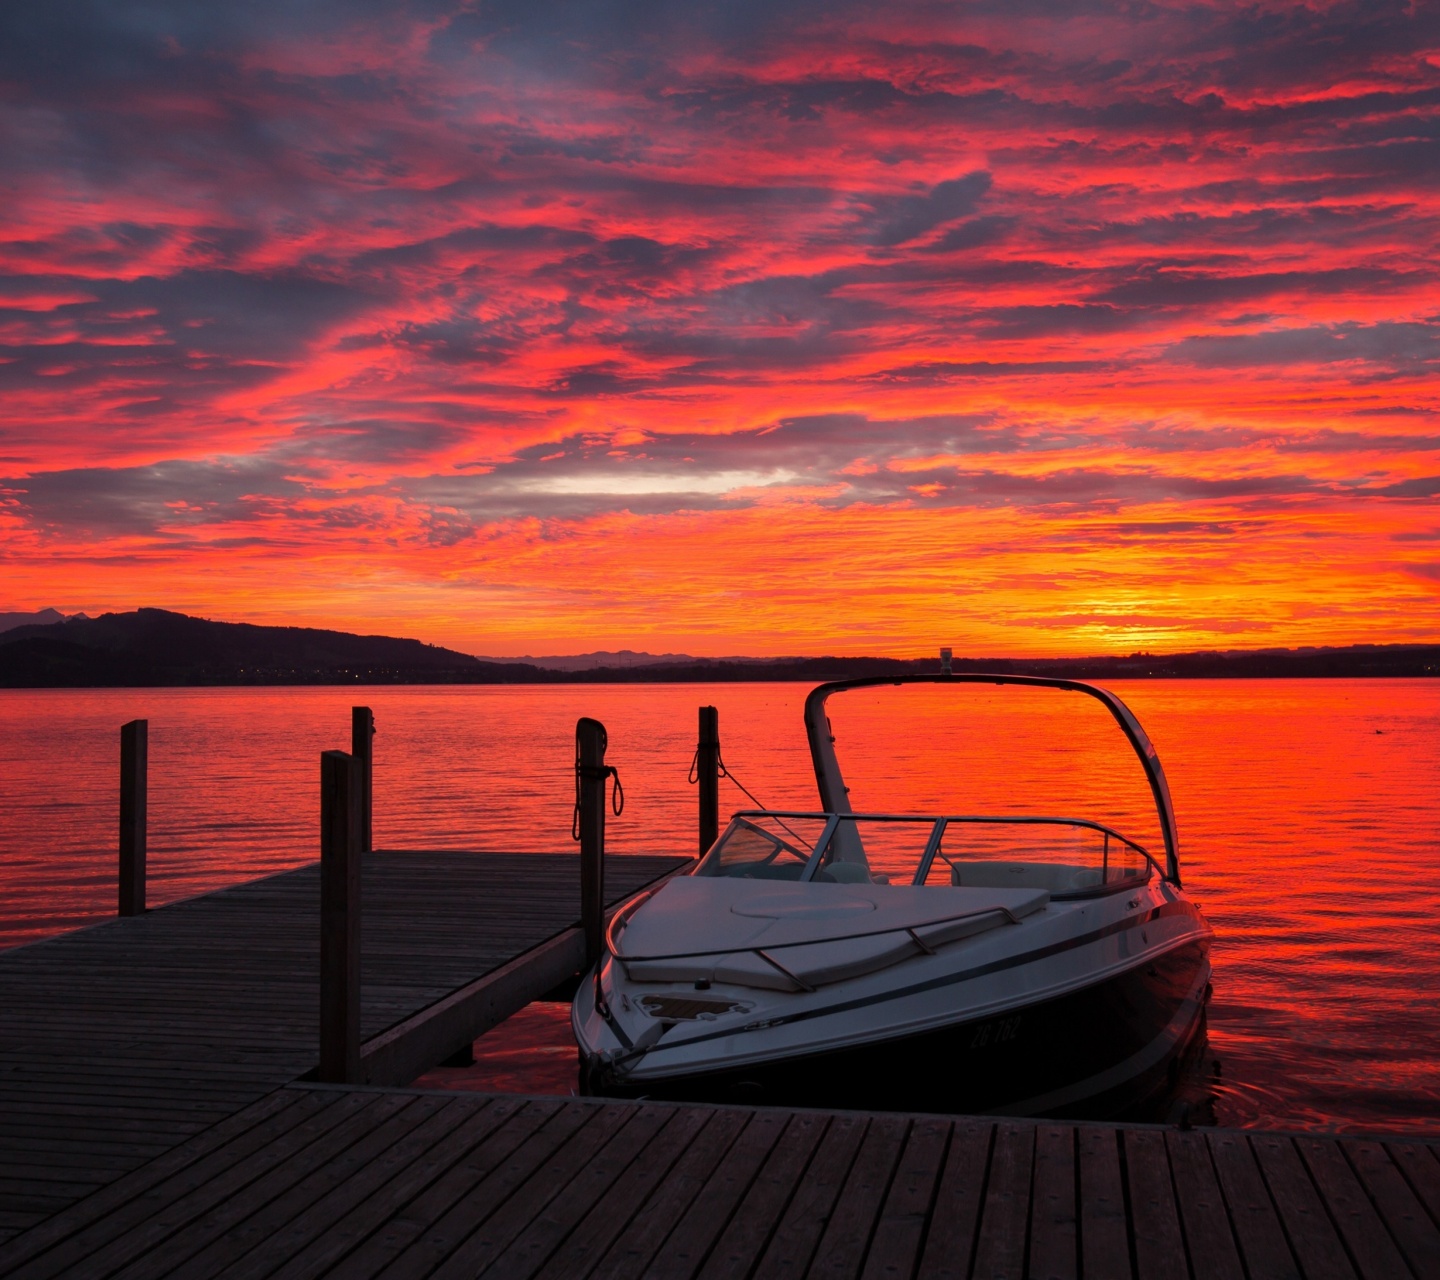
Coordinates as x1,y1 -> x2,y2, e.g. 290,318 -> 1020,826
698,705 -> 719,855
320,749 -> 362,1083
576,718 -> 609,969
351,706 -> 374,854
118,719 -> 148,916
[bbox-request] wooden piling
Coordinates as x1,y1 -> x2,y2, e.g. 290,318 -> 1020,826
319,749 -> 362,1083
698,704 -> 720,855
118,719 -> 147,916
576,717 -> 609,969
351,705 -> 374,854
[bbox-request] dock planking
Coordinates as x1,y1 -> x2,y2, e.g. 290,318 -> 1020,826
2,1085 -> 1438,1278
0,850 -> 687,1239
2,852 -> 1439,1277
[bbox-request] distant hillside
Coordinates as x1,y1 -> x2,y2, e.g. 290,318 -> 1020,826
0,609 -> 545,687
0,608 -> 1435,686
512,647 -> 1440,683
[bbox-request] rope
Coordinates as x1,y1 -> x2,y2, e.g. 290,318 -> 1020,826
572,727 -> 624,840
689,740 -> 810,850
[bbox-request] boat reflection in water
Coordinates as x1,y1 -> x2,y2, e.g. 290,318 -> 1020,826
574,671 -> 1215,1119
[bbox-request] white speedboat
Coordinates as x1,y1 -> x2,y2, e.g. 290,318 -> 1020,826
573,673 -> 1213,1117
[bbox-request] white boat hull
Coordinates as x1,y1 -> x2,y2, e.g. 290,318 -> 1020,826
574,879 -> 1212,1117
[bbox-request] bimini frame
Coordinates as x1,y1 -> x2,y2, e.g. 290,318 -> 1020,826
802,673 -> 1182,886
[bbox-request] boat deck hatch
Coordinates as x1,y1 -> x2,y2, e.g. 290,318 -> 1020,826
638,995 -> 746,1021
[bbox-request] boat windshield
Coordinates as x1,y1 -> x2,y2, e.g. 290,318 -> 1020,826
691,814 -> 835,882
695,811 -> 1158,896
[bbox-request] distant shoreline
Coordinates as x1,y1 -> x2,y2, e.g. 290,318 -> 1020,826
0,608 -> 1435,687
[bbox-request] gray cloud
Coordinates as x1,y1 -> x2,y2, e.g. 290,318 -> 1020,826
1165,321 -> 1440,372
2,457 -> 313,537
863,172 -> 993,247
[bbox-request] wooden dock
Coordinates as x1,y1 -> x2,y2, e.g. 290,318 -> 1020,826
1,1083 -> 1437,1278
0,850 -> 687,1241
0,823 -> 1437,1276
5,715 -> 1436,1275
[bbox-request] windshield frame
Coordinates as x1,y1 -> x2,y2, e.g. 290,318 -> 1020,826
802,673 -> 1182,885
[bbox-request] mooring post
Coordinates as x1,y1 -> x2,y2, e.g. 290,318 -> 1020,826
698,705 -> 720,856
118,719 -> 148,916
576,717 -> 609,969
351,706 -> 374,854
319,749 -> 362,1083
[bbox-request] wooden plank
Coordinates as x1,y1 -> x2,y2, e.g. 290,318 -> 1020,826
0,1090 -> 333,1280
648,1108 -> 791,1280
428,1102 -> 637,1278
1125,1129 -> 1185,1280
486,1105 -> 675,1279
1345,1139 -> 1440,1278
1028,1125 -> 1077,1280
700,1111 -> 829,1280
133,1094 -> 459,1280
541,1104 -> 716,1280
256,1097 -> 511,1280
1205,1131 -> 1295,1280
590,1108 -> 750,1280
1297,1137 -> 1412,1280
50,1093 -> 409,1280
971,1122 -> 1035,1280
808,1115 -> 909,1279
1385,1141 -> 1440,1226
1165,1131 -> 1244,1280
1078,1125 -> 1131,1280
320,1097 -> 554,1280
0,1184 -> 95,1211
754,1114 -> 868,1280
373,1100 -> 598,1280
915,1119 -> 992,1280
859,1117 -> 950,1280
0,1160 -> 142,1185
1250,1133 -> 1356,1280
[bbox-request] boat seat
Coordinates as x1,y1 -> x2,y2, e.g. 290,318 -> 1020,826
821,862 -> 875,884
950,861 -> 1102,893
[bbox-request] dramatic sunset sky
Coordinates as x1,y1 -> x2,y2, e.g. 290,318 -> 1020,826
1,0 -> 1437,656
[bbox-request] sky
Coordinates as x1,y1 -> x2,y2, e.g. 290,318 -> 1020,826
1,0 -> 1437,657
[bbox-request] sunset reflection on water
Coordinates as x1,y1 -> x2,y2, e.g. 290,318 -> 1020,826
1,679 -> 1436,1132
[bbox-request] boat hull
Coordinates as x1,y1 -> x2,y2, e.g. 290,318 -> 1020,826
583,937 -> 1211,1119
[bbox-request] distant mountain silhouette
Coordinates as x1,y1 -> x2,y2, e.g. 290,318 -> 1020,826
0,608 -> 1435,686
0,608 -> 74,634
0,608 -> 542,686
512,649 -> 793,671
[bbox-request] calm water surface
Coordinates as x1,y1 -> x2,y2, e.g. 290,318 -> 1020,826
1,679 -> 1437,1133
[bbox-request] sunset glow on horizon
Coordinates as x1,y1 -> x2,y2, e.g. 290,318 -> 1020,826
2,0 -> 1438,657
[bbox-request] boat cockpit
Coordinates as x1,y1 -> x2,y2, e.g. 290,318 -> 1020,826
694,809 -> 1161,898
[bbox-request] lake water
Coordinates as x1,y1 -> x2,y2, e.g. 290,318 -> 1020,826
1,679 -> 1437,1133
